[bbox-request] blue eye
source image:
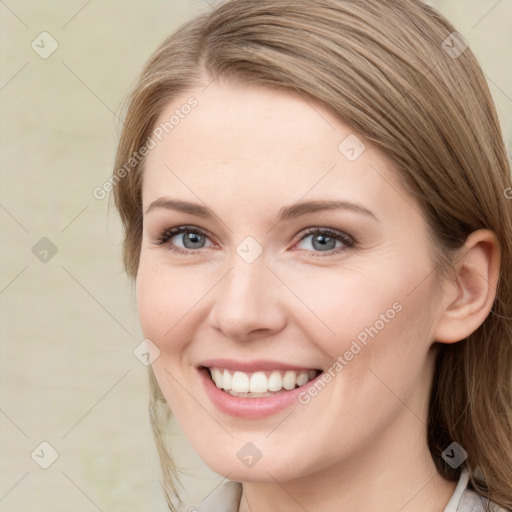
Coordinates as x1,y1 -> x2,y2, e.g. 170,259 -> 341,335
154,226 -> 355,256
293,227 -> 355,256
154,226 -> 213,253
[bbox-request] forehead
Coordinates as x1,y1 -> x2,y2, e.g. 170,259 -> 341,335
142,80 -> 404,215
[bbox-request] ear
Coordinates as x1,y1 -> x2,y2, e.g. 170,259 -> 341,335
434,229 -> 501,344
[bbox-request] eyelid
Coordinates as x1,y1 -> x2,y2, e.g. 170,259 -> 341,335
292,227 -> 355,246
153,225 -> 356,256
152,225 -> 216,247
290,227 -> 356,256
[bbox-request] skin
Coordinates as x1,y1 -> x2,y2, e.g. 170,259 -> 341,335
136,79 -> 499,512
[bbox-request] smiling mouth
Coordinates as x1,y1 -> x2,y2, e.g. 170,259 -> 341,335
204,367 -> 322,398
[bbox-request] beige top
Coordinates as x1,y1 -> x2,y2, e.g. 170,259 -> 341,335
192,469 -> 508,512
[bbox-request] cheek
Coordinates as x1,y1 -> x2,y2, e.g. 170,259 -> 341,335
136,258 -> 199,351
286,261 -> 433,357
137,250 -> 438,363
136,263 -> 165,341
284,267 -> 438,449
285,259 -> 440,411
136,259 -> 207,415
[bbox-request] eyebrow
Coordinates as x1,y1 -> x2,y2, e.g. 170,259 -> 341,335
144,198 -> 378,222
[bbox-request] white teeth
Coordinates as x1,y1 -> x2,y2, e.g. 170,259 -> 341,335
282,370 -> 296,390
268,370 -> 282,392
208,367 -> 319,395
232,371 -> 250,393
249,372 -> 268,393
222,369 -> 232,391
211,368 -> 223,387
296,372 -> 309,386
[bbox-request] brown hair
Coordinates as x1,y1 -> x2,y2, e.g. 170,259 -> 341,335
112,0 -> 512,509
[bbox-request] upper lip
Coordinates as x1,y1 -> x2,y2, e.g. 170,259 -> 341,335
199,358 -> 321,373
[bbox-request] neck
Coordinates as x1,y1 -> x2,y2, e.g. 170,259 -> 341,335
238,417 -> 457,512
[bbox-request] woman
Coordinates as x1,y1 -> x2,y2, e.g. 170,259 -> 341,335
112,0 -> 512,510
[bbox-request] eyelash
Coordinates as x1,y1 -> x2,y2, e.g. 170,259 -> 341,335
153,225 -> 356,257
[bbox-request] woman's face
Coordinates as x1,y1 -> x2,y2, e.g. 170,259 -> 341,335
137,80 -> 448,482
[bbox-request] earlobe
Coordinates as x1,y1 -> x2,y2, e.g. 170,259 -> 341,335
434,229 -> 501,344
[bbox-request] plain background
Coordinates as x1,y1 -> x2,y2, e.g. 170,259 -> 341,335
1,1 -> 510,511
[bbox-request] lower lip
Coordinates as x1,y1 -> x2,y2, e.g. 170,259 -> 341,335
199,367 -> 322,419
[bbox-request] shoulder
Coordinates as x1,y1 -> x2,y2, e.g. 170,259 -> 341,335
445,469 -> 510,512
190,473 -> 511,512
192,481 -> 242,512
458,488 -> 510,512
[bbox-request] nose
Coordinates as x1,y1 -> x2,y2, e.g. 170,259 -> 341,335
207,256 -> 287,342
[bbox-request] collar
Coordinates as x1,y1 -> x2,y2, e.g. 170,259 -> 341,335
193,468 -> 503,512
